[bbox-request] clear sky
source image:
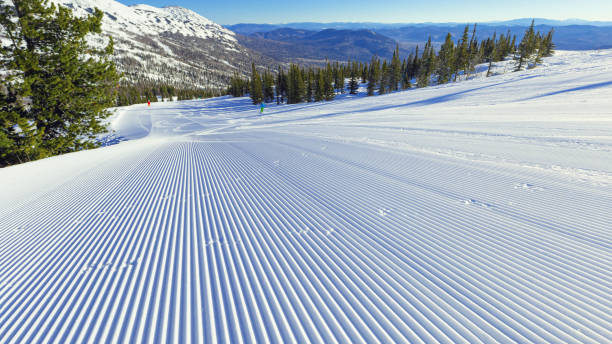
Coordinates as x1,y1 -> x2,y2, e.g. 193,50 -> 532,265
117,0 -> 612,25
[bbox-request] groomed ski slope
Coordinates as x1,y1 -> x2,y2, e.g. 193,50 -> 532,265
1,50 -> 611,343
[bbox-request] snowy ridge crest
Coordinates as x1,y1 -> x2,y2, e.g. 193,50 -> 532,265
44,0 -> 262,89
53,0 -> 236,43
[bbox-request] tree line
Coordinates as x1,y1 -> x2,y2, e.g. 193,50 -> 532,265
232,21 -> 554,105
116,82 -> 221,107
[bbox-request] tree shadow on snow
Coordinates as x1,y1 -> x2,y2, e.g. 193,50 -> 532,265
265,75 -> 541,125
520,80 -> 612,101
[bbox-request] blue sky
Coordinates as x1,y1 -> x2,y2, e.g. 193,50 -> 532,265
117,0 -> 612,25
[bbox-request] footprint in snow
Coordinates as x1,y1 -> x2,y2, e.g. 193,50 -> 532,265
463,199 -> 493,208
273,160 -> 280,166
513,183 -> 545,191
378,208 -> 390,217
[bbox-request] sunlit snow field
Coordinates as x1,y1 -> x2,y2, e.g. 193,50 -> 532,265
0,50 -> 611,343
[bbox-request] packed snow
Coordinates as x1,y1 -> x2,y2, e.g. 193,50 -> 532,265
0,50 -> 611,343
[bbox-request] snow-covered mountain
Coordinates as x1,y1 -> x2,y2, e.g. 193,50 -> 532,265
51,0 -> 269,89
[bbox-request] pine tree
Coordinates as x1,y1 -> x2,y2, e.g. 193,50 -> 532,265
305,69 -> 314,102
315,70 -> 325,102
367,56 -> 380,96
275,66 -> 287,104
516,20 -> 536,71
417,37 -> 436,87
250,63 -> 263,104
263,71 -> 275,103
542,29 -> 555,57
349,66 -> 359,95
379,60 -> 389,95
466,24 -> 479,78
437,33 -> 455,84
323,63 -> 335,101
390,45 -> 402,91
0,0 -> 120,166
455,25 -> 470,81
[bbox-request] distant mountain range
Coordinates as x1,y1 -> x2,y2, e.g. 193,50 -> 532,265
227,18 -> 612,34
237,28 -> 411,64
228,20 -> 612,61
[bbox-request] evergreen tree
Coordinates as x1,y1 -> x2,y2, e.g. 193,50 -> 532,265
275,66 -> 287,104
323,63 -> 335,101
367,56 -> 380,96
390,45 -> 402,91
411,45 -> 420,81
305,69 -> 314,102
0,0 -> 120,166
263,71 -> 275,103
315,70 -> 325,102
349,66 -> 359,95
437,33 -> 455,84
250,63 -> 263,104
379,60 -> 389,95
455,25 -> 470,81
542,29 -> 555,57
361,63 -> 368,83
417,37 -> 436,87
516,20 -> 536,71
287,64 -> 305,104
401,59 -> 412,89
466,24 -> 480,78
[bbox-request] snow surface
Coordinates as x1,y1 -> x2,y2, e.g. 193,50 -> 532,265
0,50 -> 611,343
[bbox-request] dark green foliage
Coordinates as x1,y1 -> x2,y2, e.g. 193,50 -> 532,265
379,60 -> 389,95
334,62 -> 345,94
287,64 -> 305,104
541,29 -> 555,57
315,70 -> 325,102
263,71 -> 275,103
0,0 -> 120,166
367,56 -> 380,96
348,64 -> 359,95
437,33 -> 455,84
390,45 -> 402,91
250,63 -> 264,104
275,66 -> 287,104
417,37 -> 436,87
305,69 -> 314,102
323,63 -> 335,101
227,74 -> 249,97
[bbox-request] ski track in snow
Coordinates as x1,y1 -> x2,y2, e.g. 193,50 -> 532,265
0,50 -> 611,343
